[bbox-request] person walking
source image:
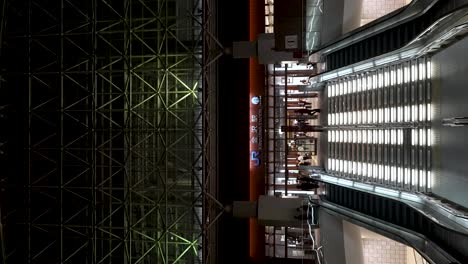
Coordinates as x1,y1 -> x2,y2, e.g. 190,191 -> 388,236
297,181 -> 319,190
297,175 -> 316,183
294,108 -> 320,116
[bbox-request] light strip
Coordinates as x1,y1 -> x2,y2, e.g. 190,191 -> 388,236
329,129 -> 410,146
328,105 -> 432,125
327,158 -> 433,190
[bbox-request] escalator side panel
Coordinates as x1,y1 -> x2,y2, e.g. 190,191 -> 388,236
325,0 -> 468,71
324,184 -> 468,262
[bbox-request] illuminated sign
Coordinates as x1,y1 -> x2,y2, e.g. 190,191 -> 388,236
250,96 -> 263,168
251,96 -> 261,105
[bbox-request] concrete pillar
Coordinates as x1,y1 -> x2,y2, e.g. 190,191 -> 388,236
343,220 -> 364,264
319,209 -> 347,264
321,0 -> 345,45
342,0 -> 364,34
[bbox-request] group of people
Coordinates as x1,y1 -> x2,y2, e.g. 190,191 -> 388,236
291,108 -> 320,130
294,108 -> 320,116
296,176 -> 319,190
297,153 -> 312,166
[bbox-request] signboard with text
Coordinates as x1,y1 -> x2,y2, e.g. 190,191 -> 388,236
250,95 -> 263,168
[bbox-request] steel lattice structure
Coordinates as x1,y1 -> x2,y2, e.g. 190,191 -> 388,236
1,0 -> 223,263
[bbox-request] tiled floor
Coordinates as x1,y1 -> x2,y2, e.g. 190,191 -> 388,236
362,238 -> 407,264
361,0 -> 411,26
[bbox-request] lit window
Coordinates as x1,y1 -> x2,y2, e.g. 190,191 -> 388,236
427,61 -> 432,79
420,128 -> 426,146
419,104 -> 426,121
411,129 -> 417,146
357,77 -> 362,92
428,171 -> 433,189
420,170 -> 427,188
405,106 -> 410,122
397,68 -> 402,84
427,103 -> 432,121
373,74 -> 378,89
398,168 -> 403,183
428,129 -> 432,146
385,165 -> 389,181
419,62 -> 426,81
404,66 -> 410,83
412,169 -> 418,187
398,129 -> 403,145
411,64 -> 417,82
397,106 -> 402,122
405,168 -> 410,184
391,70 -> 395,85
384,71 -> 389,87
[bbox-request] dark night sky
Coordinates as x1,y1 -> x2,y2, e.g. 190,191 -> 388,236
217,0 -> 251,263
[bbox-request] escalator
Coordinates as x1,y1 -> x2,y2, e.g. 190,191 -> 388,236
323,0 -> 468,71
322,183 -> 468,263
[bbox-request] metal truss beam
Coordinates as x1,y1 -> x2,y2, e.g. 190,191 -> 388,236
1,0 -> 224,263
